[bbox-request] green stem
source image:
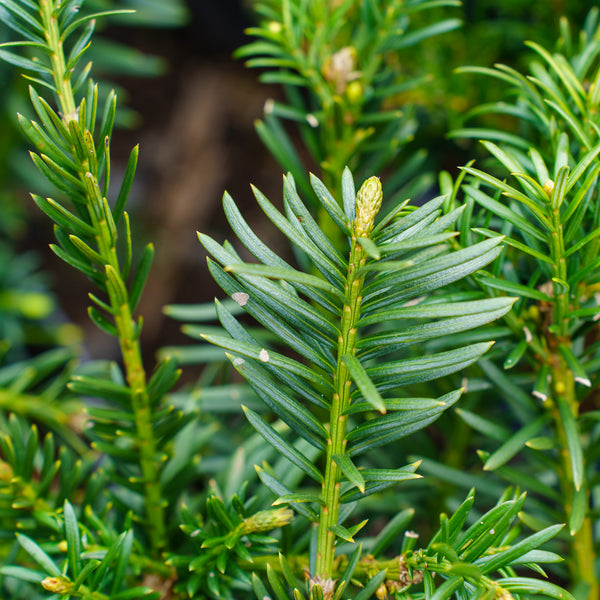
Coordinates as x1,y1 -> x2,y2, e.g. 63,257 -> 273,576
39,0 -> 166,556
41,0 -> 76,119
316,236 -> 366,579
550,359 -> 597,600
546,202 -> 597,599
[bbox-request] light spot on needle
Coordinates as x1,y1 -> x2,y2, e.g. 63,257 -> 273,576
232,292 -> 249,306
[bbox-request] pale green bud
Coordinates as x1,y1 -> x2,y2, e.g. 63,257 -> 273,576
354,176 -> 383,236
0,460 -> 12,481
346,80 -> 364,104
241,508 -> 293,533
494,586 -> 515,600
268,21 -> 282,34
543,179 -> 554,197
42,577 -> 74,594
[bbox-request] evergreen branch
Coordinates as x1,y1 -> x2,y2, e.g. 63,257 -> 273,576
201,169 -> 516,594
0,0 -> 180,558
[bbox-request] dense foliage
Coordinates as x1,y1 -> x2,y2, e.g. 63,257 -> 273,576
0,1 -> 598,600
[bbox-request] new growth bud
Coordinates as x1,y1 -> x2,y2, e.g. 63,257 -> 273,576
543,179 -> 554,197
354,176 -> 383,237
42,577 -> 74,594
241,507 -> 293,533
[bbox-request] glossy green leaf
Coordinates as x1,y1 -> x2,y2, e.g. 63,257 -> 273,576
473,227 -> 553,264
569,486 -> 587,536
204,333 -> 323,386
564,225 -> 600,258
309,172 -> 349,233
563,163 -> 600,227
113,145 -> 139,224
549,165 -> 570,211
456,496 -> 520,551
375,194 -> 443,237
219,194 -> 339,312
503,339 -> 529,370
88,306 -> 118,336
333,453 -> 365,493
462,184 -> 546,242
0,48 -> 47,73
335,543 -> 362,598
477,524 -> 563,574
129,243 -> 154,311
346,396 -> 447,415
16,534 -> 61,576
283,175 -> 345,267
31,152 -> 82,195
243,406 -> 323,483
477,274 -> 552,302
272,493 -> 324,506
428,575 -> 464,600
329,524 -> 355,543
63,501 -> 81,578
359,297 -> 513,326
368,344 -> 490,389
359,310 -> 512,358
225,263 -> 341,296
0,565 -> 46,583
255,466 -> 318,521
218,268 -> 338,343
361,463 -> 421,482
558,344 -> 591,387
347,390 -> 461,455
449,126 -> 532,149
32,195 -> 93,238
232,357 -> 327,448
353,570 -> 386,600
565,141 -> 600,193
364,240 -> 504,311
207,261 -> 334,371
342,354 -> 385,414
483,415 -> 550,471
385,18 -> 461,50
147,357 -> 181,403
341,166 -> 356,223
556,398 -> 584,491
61,10 -> 135,41
357,236 -> 380,259
69,234 -> 103,265
213,303 -> 331,409
428,490 -> 475,549
498,577 -> 576,600
460,495 -> 526,563
455,408 -> 508,442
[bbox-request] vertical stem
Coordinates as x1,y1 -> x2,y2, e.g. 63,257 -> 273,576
39,0 -> 166,555
550,359 -> 597,600
41,0 -> 76,119
317,237 -> 366,578
547,204 -> 597,599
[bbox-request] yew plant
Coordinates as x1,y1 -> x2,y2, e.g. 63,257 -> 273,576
438,9 -> 600,599
0,1 -> 588,600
